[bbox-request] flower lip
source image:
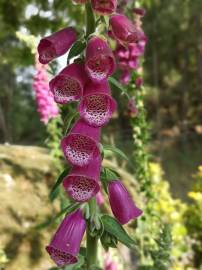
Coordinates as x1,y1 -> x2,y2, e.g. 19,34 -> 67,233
50,74 -> 82,104
63,174 -> 100,202
79,92 -> 117,127
61,132 -> 100,167
46,245 -> 77,267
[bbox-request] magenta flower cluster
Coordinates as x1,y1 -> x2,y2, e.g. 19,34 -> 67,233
32,61 -> 59,124
113,9 -> 147,85
37,0 -> 143,267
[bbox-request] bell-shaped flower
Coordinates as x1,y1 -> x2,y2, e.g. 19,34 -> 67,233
108,180 -> 142,224
38,27 -> 77,64
61,119 -> 100,167
91,0 -> 117,15
78,80 -> 117,127
49,63 -> 87,104
46,209 -> 86,267
63,156 -> 101,202
109,14 -> 143,46
85,36 -> 116,81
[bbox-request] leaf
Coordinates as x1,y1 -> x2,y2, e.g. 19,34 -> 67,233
101,215 -> 136,249
103,144 -> 129,161
108,77 -> 129,97
64,111 -> 79,135
68,40 -> 86,62
35,202 -> 81,230
49,168 -> 70,201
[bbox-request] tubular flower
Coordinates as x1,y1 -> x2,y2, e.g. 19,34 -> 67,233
108,180 -> 142,224
109,14 -> 144,46
78,80 -> 117,127
46,209 -> 86,267
91,0 -> 117,15
32,61 -> 59,124
49,63 -> 87,104
61,119 -> 100,167
63,156 -> 101,202
85,36 -> 116,82
38,27 -> 77,64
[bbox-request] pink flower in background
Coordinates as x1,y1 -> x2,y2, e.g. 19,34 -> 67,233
32,61 -> 59,124
46,209 -> 86,267
104,253 -> 118,270
91,0 -> 117,15
96,191 -> 104,205
135,77 -> 143,88
133,7 -> 146,17
38,27 -> 77,64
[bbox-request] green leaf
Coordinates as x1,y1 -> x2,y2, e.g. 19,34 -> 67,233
108,77 -> 129,97
35,202 -> 81,230
49,168 -> 70,201
103,144 -> 129,161
68,40 -> 86,62
101,215 -> 136,249
64,111 -> 79,135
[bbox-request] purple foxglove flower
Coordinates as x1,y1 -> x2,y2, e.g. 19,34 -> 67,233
46,209 -> 86,267
61,119 -> 100,167
128,98 -> 138,117
85,36 -> 116,81
63,156 -> 101,202
91,0 -> 117,15
49,63 -> 87,104
109,14 -> 143,46
108,180 -> 142,224
78,80 -> 117,127
38,27 -> 77,64
133,7 -> 146,17
120,70 -> 130,85
135,77 -> 143,88
96,191 -> 104,205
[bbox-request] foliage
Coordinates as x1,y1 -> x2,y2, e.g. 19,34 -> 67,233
185,166 -> 202,268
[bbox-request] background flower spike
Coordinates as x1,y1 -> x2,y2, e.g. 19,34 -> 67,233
49,63 -> 87,104
61,118 -> 100,167
63,155 -> 101,202
78,80 -> 117,127
46,209 -> 86,267
38,27 -> 77,64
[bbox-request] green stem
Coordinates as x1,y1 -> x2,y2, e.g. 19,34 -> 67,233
85,2 -> 96,37
86,198 -> 98,269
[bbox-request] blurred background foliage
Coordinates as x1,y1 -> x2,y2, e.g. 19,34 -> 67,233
0,0 -> 202,269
